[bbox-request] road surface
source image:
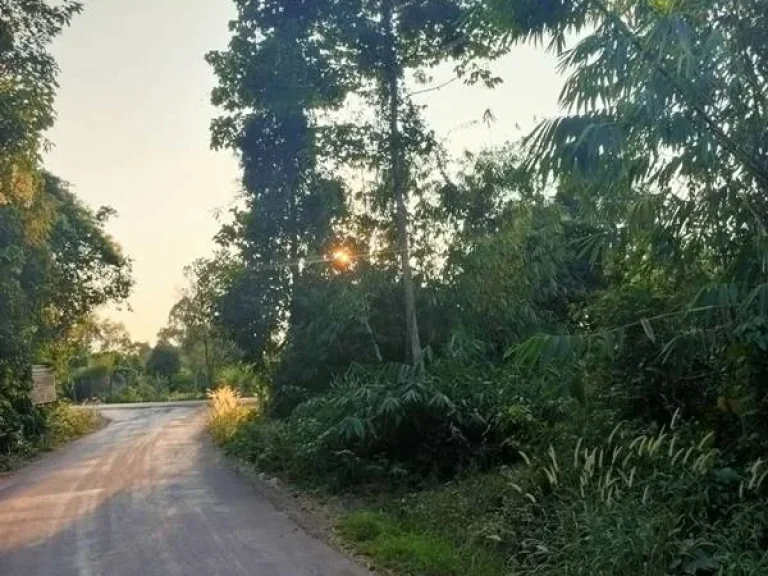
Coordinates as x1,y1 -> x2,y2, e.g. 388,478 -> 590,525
0,405 -> 369,576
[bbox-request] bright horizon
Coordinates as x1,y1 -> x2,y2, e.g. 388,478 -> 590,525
45,0 -> 564,344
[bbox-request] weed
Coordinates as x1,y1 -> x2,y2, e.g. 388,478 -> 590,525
338,510 -> 504,576
207,385 -> 255,444
1,402 -> 103,471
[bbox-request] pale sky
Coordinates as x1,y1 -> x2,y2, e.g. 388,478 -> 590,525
46,0 -> 564,344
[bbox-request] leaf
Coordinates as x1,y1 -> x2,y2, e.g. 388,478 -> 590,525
639,318 -> 656,343
657,335 -> 682,364
568,377 -> 586,405
338,416 -> 366,442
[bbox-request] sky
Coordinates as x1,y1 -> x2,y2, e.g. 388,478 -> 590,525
45,0 -> 564,344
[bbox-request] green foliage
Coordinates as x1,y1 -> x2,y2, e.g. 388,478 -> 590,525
201,1 -> 768,573
43,402 -> 102,447
218,357 -> 566,487
216,364 -> 264,397
270,267 -> 406,414
339,510 -> 504,576
0,0 -> 82,185
0,401 -> 101,471
493,423 -> 768,575
104,377 -> 162,404
71,362 -> 112,400
159,257 -> 238,388
0,3 -> 131,453
145,344 -> 181,378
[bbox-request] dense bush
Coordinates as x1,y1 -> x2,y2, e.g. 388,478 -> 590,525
71,363 -> 112,400
270,269 -> 410,416
43,402 -> 103,447
216,364 -> 265,397
145,344 -> 181,377
0,395 -> 45,463
494,421 -> 768,575
351,420 -> 768,576
0,401 -> 102,470
221,357 -> 572,486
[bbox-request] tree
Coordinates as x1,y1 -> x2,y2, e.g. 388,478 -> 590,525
35,175 -> 133,342
478,0 -> 768,434
483,0 -> 768,276
0,0 -> 82,203
210,0 -> 496,365
207,5 -> 348,365
0,1 -> 135,454
146,344 -> 181,379
160,258 -> 236,388
1,1 -> 83,399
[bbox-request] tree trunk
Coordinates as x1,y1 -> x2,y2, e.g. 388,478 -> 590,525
363,317 -> 384,363
382,0 -> 421,364
203,330 -> 212,389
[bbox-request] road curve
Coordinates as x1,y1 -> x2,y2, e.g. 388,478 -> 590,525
0,406 -> 369,576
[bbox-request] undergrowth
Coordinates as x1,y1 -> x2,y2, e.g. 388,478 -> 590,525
213,386 -> 768,575
0,402 -> 103,472
207,385 -> 255,445
333,420 -> 768,576
339,510 -> 505,576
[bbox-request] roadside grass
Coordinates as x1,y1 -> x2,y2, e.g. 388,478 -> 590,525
207,385 -> 256,444
104,387 -> 206,404
43,402 -> 104,447
206,392 -> 510,576
1,402 -> 104,472
338,508 -> 505,576
207,406 -> 510,576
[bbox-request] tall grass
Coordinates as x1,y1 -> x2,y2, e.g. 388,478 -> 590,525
207,386 -> 254,444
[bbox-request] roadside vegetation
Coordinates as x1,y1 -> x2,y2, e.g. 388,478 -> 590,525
4,0 -> 768,573
202,0 -> 768,574
0,402 -> 104,472
0,2 -> 131,466
0,1 -> 253,465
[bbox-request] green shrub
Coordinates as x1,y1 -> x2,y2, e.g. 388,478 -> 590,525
493,421 -> 768,575
0,395 -> 44,464
216,364 -> 265,397
220,357 -> 575,487
169,372 -> 196,393
72,363 -> 112,400
105,376 -> 169,403
43,402 -> 102,447
289,361 -> 537,480
0,401 -> 101,470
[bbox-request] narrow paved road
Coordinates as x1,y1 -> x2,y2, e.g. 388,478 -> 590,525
0,406 -> 369,576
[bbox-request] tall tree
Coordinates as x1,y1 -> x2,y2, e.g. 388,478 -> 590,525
207,3 -> 348,362
0,0 -> 81,204
160,258 -> 236,388
210,0 -> 494,364
1,2 -> 131,450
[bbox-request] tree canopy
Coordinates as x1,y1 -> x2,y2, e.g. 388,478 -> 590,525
0,1 -> 132,457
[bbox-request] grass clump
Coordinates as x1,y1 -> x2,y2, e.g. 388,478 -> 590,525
338,510 -> 504,576
484,422 -> 768,575
43,402 -> 103,447
334,421 -> 768,575
207,385 -> 255,444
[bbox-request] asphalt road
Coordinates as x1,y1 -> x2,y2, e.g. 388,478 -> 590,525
0,405 -> 369,576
